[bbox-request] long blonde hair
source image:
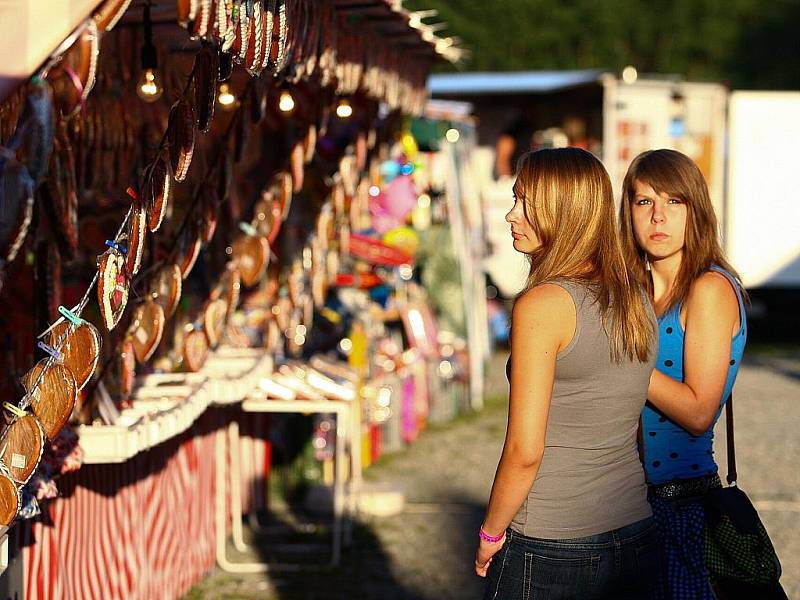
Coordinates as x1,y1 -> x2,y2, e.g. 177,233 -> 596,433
515,148 -> 654,363
619,149 -> 746,311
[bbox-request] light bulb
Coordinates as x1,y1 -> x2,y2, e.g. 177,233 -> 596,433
336,99 -> 353,119
137,5 -> 162,103
279,90 -> 295,112
218,83 -> 236,110
136,68 -> 163,102
622,65 -> 638,84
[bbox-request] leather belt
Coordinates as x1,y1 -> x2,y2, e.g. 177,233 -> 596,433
648,473 -> 722,501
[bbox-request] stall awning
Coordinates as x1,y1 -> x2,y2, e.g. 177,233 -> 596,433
428,69 -> 606,96
0,0 -> 105,101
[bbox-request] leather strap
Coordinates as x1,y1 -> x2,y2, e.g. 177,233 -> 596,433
725,393 -> 737,485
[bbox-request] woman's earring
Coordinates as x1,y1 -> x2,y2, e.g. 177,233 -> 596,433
644,255 -> 651,272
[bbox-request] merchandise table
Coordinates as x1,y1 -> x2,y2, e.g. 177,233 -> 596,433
216,395 -> 360,571
13,350 -> 273,600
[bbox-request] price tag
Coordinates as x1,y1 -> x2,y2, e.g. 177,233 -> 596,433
11,453 -> 26,469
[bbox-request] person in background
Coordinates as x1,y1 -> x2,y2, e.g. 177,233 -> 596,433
494,114 -> 534,178
619,149 -> 748,598
476,147 -> 659,599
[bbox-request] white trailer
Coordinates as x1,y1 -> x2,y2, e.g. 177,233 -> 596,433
430,71 -> 800,295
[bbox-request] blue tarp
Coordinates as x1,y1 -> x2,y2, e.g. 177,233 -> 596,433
428,69 -> 605,96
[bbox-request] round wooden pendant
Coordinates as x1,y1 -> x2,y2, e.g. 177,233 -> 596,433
275,294 -> 291,332
0,415 -> 45,485
232,235 -> 269,287
178,229 -> 203,280
200,190 -> 219,243
316,204 -> 334,251
20,360 -> 77,440
244,0 -> 264,75
167,100 -> 196,182
48,321 -> 102,390
212,266 -> 241,320
146,157 -> 171,233
303,124 -> 316,164
194,44 -> 218,133
151,263 -> 182,317
260,0 -> 275,72
119,338 -> 136,401
97,247 -> 130,331
252,191 -> 275,236
326,249 -> 340,285
126,200 -> 147,277
356,131 -> 367,172
203,299 -> 227,348
176,0 -> 191,25
339,155 -> 357,196
233,2 -> 252,63
183,328 -> 209,373
276,171 -> 292,221
190,0 -> 212,38
130,299 -> 165,363
290,141 -> 304,192
93,0 -> 133,32
0,473 -> 20,526
287,262 -> 304,306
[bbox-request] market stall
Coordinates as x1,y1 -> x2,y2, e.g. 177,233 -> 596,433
0,1 -> 477,597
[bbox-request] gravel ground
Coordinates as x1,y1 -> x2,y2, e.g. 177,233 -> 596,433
185,349 -> 800,599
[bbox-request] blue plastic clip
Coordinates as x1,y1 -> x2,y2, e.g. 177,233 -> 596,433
238,222 -> 257,236
37,341 -> 63,361
105,239 -> 128,254
58,306 -> 83,326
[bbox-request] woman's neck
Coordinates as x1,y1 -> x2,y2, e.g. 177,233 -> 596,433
650,252 -> 682,312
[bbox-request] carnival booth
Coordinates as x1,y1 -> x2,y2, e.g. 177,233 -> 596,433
0,1 -> 472,598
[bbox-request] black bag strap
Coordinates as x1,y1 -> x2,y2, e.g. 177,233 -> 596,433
725,393 -> 737,486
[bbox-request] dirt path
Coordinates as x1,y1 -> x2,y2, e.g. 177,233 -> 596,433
185,350 -> 800,599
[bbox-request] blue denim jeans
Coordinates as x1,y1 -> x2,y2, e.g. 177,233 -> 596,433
483,517 -> 659,600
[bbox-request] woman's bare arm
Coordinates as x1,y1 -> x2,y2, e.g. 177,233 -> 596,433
481,283 -> 575,536
647,271 -> 740,435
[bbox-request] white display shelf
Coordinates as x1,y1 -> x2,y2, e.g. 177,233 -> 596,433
205,351 -> 273,406
77,348 -> 272,464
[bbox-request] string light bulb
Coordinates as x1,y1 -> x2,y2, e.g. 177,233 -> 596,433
336,98 -> 353,119
278,90 -> 295,112
218,83 -> 236,110
336,98 -> 353,118
136,4 -> 163,102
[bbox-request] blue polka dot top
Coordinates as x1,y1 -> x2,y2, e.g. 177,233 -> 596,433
642,266 -> 747,485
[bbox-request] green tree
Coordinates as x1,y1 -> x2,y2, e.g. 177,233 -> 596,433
404,0 -> 799,89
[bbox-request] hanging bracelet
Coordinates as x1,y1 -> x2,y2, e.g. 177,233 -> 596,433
479,526 -> 505,544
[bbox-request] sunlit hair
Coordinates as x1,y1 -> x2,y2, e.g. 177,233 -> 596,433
514,148 -> 654,363
619,149 -> 746,311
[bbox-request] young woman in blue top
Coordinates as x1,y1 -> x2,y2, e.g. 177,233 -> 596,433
619,149 -> 748,599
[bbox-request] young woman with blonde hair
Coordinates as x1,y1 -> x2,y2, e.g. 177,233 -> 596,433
620,149 -> 749,598
476,148 -> 659,599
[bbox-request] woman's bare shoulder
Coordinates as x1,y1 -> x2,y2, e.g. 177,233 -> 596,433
685,270 -> 739,326
687,271 -> 738,306
514,283 -> 573,316
512,284 -> 575,348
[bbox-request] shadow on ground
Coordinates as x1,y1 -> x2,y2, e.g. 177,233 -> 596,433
184,497 -> 488,600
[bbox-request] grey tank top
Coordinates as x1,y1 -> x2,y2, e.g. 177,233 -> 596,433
509,280 -> 656,539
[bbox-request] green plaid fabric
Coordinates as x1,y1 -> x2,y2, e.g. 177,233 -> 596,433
704,506 -> 781,586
